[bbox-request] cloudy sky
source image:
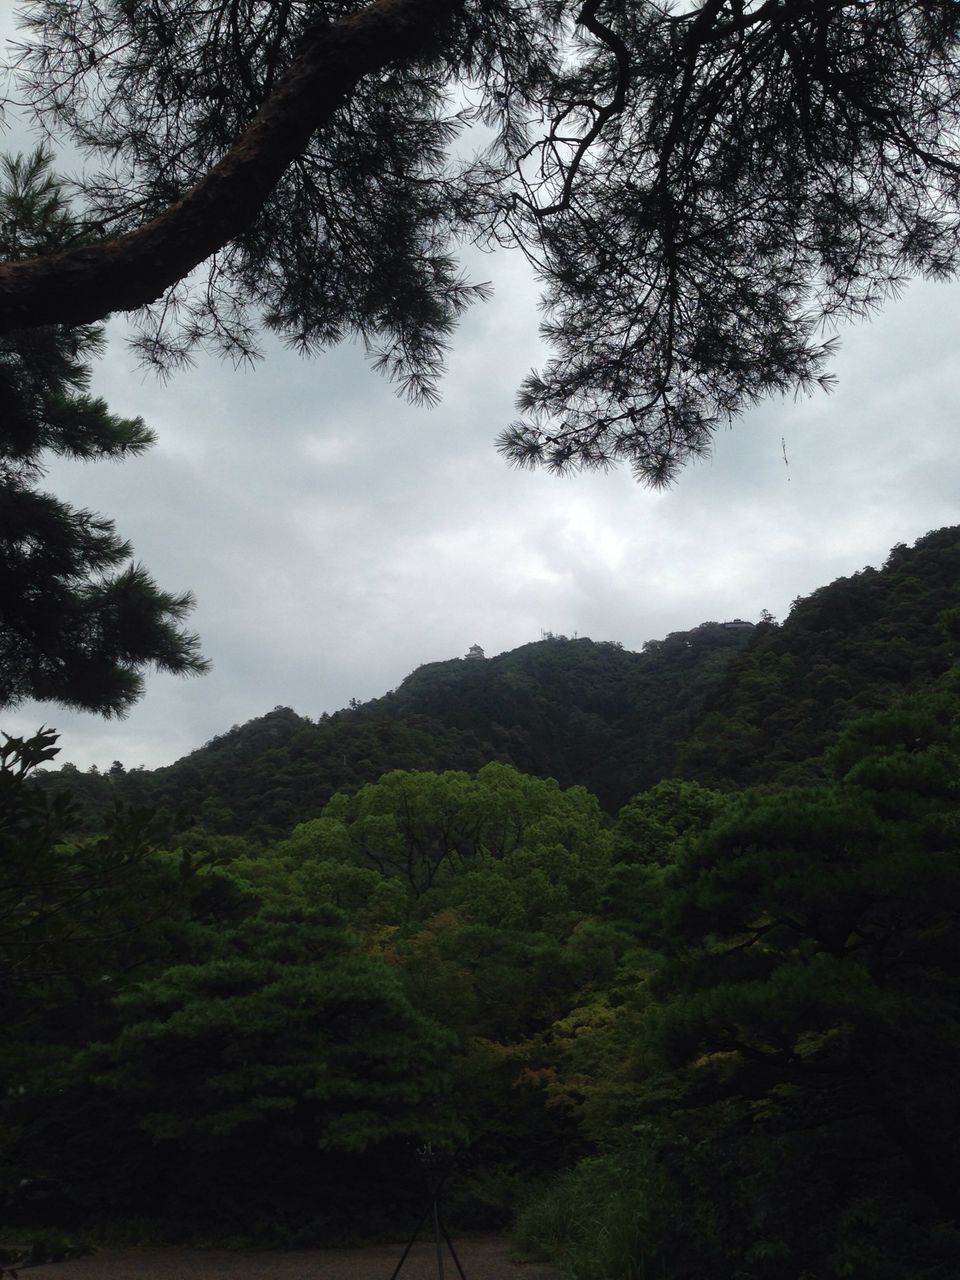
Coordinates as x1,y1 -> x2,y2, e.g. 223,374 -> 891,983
4,27 -> 960,772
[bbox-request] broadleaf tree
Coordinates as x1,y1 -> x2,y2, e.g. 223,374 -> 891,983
2,0 -> 960,481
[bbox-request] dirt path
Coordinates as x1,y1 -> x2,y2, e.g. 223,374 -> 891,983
26,1234 -> 558,1280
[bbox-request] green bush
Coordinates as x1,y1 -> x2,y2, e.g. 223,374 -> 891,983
512,1146 -> 676,1280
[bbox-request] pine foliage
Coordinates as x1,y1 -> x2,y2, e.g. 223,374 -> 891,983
0,150 -> 208,716
6,1 -> 960,479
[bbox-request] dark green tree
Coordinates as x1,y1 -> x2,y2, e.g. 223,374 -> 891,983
56,901 -> 456,1234
0,727 -> 200,1234
0,150 -> 208,716
515,683 -> 960,1279
3,1 -> 960,481
678,526 -> 960,787
0,727 -> 181,1016
629,686 -> 960,1277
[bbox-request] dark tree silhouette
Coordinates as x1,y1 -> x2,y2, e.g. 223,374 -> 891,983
3,0 -> 960,480
0,151 -> 207,716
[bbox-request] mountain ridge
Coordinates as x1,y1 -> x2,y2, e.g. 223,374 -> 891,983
32,524 -> 960,840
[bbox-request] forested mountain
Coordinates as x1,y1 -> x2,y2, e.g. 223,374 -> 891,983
33,526 -> 960,842
6,526 -> 960,1278
34,626 -> 752,839
678,525 -> 960,787
31,526 -> 960,843
60,710 -> 499,843
356,626 -> 754,806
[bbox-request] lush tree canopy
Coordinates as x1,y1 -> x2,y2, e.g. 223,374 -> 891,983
514,680 -> 960,1279
679,525 -> 960,786
5,530 -> 960,1267
6,671 -> 960,1270
3,0 -> 960,480
31,627 -> 755,831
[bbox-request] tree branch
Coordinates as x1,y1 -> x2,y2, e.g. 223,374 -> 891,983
0,0 -> 462,333
530,0 -> 631,217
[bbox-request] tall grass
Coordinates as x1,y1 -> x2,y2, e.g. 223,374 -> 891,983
512,1148 -> 676,1280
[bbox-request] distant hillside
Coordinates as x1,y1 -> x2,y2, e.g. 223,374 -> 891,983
33,626 -> 753,839
678,525 -> 960,787
42,709 -> 498,843
359,626 -> 757,804
32,525 -> 960,840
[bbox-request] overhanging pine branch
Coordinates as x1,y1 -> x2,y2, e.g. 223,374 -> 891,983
0,0 -> 460,333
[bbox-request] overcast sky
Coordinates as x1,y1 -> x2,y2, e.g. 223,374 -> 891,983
4,28 -> 960,772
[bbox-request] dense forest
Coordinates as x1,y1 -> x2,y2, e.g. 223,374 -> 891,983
4,525 -> 960,1278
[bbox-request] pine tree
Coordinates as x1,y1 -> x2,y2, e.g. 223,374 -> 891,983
3,1 -> 960,481
0,151 -> 208,716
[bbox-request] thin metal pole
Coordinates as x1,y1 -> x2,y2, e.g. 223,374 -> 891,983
439,1217 -> 468,1280
387,1149 -> 468,1280
432,1195 -> 446,1280
388,1201 -> 432,1280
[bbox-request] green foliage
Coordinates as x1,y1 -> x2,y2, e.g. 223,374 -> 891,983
10,531 -> 960,1255
325,763 -> 609,898
513,1147 -> 678,1280
39,517 -> 959,831
90,903 -> 455,1148
621,623 -> 760,790
10,0 -> 960,482
612,778 -> 730,865
361,630 -> 753,806
0,150 -> 206,715
531,681 -> 960,1279
6,760 -> 614,1237
0,729 -> 204,1235
35,705 -> 498,841
9,889 -> 457,1236
0,728 -> 191,1036
680,527 -> 960,787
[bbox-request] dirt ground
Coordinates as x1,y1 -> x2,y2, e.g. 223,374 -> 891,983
26,1234 -> 559,1280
